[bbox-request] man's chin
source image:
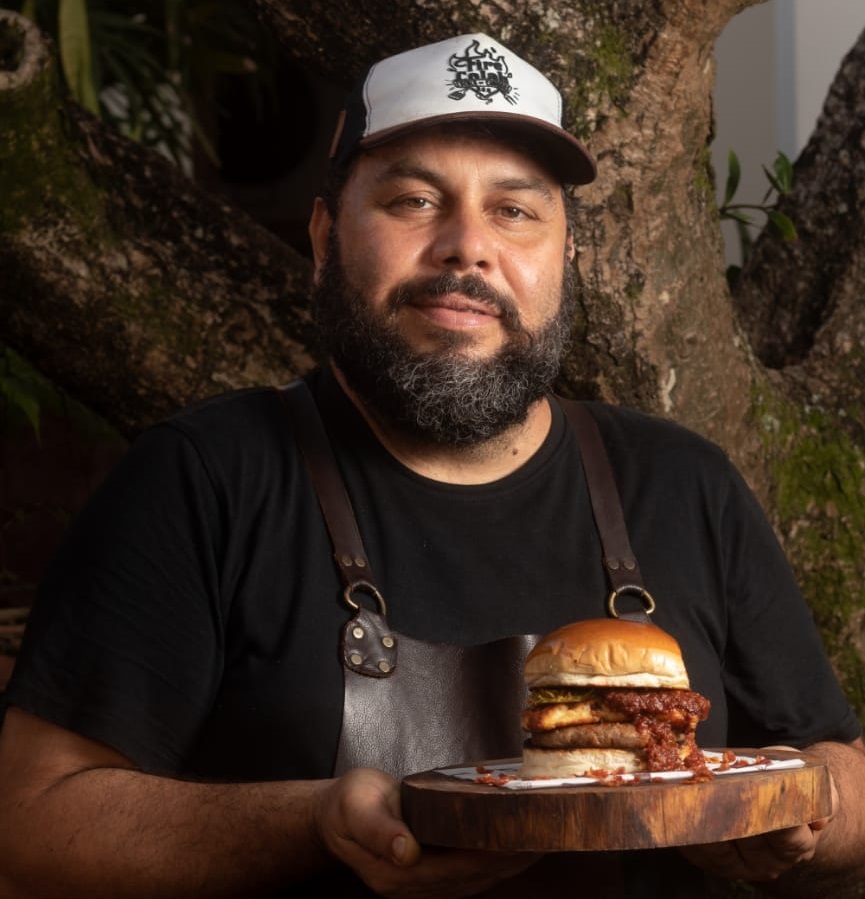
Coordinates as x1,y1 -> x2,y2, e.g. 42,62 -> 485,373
397,318 -> 504,357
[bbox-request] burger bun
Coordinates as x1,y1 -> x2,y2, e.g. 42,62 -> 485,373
524,617 -> 689,690
519,746 -> 646,778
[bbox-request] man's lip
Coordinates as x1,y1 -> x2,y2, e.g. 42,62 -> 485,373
408,294 -> 501,317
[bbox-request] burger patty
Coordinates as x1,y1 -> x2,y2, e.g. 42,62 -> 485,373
528,722 -> 646,750
522,689 -> 709,735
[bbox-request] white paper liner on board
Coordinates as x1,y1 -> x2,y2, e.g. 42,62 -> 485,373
435,753 -> 805,790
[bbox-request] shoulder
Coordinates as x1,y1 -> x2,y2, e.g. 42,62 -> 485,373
575,401 -> 731,468
162,386 -> 285,441
562,400 -> 747,515
118,383 -> 307,501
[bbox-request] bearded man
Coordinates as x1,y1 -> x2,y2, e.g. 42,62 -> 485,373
1,32 -> 864,899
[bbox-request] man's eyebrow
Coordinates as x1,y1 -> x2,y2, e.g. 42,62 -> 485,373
375,161 -> 442,186
375,163 -> 557,203
493,177 -> 556,203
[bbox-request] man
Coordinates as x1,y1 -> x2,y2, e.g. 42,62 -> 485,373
1,32 -> 864,899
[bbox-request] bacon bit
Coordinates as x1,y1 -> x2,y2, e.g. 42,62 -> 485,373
689,768 -> 715,783
603,774 -> 627,786
473,771 -> 515,786
714,751 -> 737,772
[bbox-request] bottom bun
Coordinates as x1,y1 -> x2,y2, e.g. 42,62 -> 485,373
519,746 -> 646,778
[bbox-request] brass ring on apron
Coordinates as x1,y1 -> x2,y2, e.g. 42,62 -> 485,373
342,579 -> 388,616
606,584 -> 656,618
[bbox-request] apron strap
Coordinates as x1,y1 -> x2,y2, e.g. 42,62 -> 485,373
557,399 -> 654,624
276,381 -> 380,597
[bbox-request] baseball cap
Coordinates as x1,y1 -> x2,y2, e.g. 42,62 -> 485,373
328,33 -> 597,186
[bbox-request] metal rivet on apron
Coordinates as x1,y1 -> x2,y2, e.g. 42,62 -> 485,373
349,652 -> 363,665
377,660 -> 391,673
352,626 -> 365,639
340,554 -> 353,567
606,558 -> 621,571
623,559 -> 636,571
355,557 -> 366,568
382,636 -> 394,648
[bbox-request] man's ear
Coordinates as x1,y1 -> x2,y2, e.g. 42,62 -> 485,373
309,197 -> 333,285
566,232 -> 576,264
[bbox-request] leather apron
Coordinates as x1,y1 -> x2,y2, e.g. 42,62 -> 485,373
277,383 -> 705,899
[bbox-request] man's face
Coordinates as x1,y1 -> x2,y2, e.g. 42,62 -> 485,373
309,128 -> 577,446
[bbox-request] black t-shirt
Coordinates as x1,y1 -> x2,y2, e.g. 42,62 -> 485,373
6,367 -> 860,783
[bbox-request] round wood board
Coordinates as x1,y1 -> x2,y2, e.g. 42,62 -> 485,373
400,749 -> 831,851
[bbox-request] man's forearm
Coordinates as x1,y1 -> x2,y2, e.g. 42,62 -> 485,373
0,765 -> 332,898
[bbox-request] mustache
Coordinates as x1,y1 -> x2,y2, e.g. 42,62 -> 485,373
388,273 -> 522,330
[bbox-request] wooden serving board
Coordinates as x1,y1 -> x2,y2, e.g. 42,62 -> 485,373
400,749 -> 831,851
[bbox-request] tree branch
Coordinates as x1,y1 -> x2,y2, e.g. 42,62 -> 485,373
0,11 -> 319,438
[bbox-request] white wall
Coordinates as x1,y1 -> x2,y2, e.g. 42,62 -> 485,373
781,0 -> 865,151
712,0 -> 864,264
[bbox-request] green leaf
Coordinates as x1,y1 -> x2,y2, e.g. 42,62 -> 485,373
720,209 -> 753,226
767,210 -> 798,240
761,164 -> 785,198
773,151 -> 794,193
723,149 -> 741,207
0,371 -> 41,440
58,0 -> 100,115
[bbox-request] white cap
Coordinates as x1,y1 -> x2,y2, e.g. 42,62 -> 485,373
329,33 -> 596,185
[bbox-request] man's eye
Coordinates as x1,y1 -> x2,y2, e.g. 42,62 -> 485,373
400,197 -> 432,209
500,205 -> 530,220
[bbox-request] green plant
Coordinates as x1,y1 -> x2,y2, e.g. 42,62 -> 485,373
8,0 -> 278,168
720,148 -> 797,287
0,344 -> 122,442
0,346 -> 43,440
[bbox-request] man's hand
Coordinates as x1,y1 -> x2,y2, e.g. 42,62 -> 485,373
312,767 -> 540,898
678,820 -> 829,883
679,744 -> 841,886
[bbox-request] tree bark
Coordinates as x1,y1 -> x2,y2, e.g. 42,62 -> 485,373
732,24 -> 865,705
0,11 -> 318,438
733,23 -> 865,445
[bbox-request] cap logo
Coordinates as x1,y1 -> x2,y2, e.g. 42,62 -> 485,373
446,38 -> 518,106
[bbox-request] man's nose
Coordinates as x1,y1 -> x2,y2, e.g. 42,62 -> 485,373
430,207 -> 493,272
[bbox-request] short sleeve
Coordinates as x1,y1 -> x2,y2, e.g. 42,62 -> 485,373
719,464 -> 861,747
5,423 -> 226,772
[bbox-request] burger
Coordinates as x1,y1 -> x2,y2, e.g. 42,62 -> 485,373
519,617 -> 710,778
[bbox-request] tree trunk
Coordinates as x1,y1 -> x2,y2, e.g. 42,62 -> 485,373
732,25 -> 865,709
2,0 -> 865,719
0,11 -> 318,437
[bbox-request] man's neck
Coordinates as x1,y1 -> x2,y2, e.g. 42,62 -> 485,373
331,366 -> 553,485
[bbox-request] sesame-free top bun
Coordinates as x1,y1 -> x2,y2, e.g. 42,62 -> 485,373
524,618 -> 689,690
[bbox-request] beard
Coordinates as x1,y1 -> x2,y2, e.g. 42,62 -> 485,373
311,233 -> 576,447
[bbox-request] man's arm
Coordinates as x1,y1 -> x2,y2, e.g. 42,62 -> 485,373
680,737 -> 865,894
0,706 -> 332,897
0,707 -> 537,899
